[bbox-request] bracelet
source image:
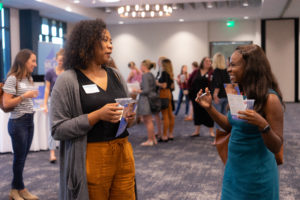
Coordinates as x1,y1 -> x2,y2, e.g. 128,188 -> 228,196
20,95 -> 25,101
261,124 -> 271,134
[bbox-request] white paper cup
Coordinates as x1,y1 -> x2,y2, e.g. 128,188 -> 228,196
244,99 -> 255,110
115,98 -> 133,120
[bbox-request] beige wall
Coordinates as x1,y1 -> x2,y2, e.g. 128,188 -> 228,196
266,19 -> 295,102
108,20 -> 259,99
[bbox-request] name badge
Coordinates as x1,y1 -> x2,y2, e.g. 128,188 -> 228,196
19,82 -> 27,89
82,84 -> 100,94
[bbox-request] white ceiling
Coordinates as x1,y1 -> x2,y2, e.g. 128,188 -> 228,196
2,0 -> 299,24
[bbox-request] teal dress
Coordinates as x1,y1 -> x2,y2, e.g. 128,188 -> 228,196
221,111 -> 279,200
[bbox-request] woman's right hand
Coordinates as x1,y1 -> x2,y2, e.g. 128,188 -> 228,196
23,90 -> 39,99
195,88 -> 212,109
97,103 -> 124,123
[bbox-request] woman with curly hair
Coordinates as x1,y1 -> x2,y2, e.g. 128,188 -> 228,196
50,19 -> 136,200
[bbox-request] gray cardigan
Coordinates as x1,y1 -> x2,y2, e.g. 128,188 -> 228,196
51,68 -> 128,200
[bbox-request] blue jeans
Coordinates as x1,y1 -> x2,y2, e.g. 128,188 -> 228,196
174,89 -> 189,115
214,98 -> 228,130
8,113 -> 34,190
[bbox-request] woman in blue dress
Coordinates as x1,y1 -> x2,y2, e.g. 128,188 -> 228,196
196,44 -> 283,200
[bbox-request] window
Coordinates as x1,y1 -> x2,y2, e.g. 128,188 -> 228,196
39,17 -> 66,46
0,7 -> 11,82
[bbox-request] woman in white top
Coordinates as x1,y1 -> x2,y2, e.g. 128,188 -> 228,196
3,49 -> 39,200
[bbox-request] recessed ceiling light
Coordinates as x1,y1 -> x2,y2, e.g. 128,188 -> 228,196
206,2 -> 214,8
74,0 -> 80,3
35,0 -> 42,2
118,21 -> 124,24
244,16 -> 249,19
242,0 -> 249,7
179,19 -> 184,22
92,0 -> 96,4
172,4 -> 178,10
99,0 -> 120,2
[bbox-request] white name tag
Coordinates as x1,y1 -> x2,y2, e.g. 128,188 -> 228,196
19,82 -> 27,89
82,84 -> 100,94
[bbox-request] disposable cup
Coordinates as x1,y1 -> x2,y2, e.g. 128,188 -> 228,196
115,98 -> 133,120
244,99 -> 255,110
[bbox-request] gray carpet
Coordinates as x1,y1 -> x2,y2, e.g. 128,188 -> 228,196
0,103 -> 299,200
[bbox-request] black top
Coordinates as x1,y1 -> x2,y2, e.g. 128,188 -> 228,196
76,67 -> 129,142
188,70 -> 211,100
158,71 -> 173,89
212,68 -> 230,98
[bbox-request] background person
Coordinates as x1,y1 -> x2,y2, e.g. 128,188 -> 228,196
3,49 -> 39,200
188,57 -> 214,137
196,44 -> 283,200
51,19 -> 136,200
157,58 -> 175,141
127,61 -> 142,84
135,60 -> 158,146
154,56 -> 166,140
43,48 -> 65,163
174,65 -> 189,118
211,52 -> 230,132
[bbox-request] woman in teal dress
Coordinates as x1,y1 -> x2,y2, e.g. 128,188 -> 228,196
196,44 -> 284,200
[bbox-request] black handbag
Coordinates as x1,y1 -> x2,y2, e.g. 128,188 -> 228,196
148,93 -> 161,113
160,98 -> 169,110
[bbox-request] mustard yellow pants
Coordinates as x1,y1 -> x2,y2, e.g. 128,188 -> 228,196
160,88 -> 175,138
86,137 -> 136,200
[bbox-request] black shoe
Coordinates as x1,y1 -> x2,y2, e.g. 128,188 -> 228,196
158,138 -> 168,143
168,137 -> 174,141
50,159 -> 57,164
190,134 -> 200,138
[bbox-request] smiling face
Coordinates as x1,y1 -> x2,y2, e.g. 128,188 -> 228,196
203,57 -> 212,70
227,51 -> 245,83
25,53 -> 37,74
94,29 -> 113,65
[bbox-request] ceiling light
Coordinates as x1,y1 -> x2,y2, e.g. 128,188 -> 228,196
163,5 -> 168,12
242,0 -> 249,7
145,4 -> 150,11
206,2 -> 214,8
118,21 -> 124,24
155,4 -> 160,11
105,8 -> 112,13
119,4 -> 173,19
179,19 -> 184,22
74,0 -> 80,3
150,11 -> 155,17
126,5 -> 130,12
118,7 -> 124,14
172,4 -> 178,10
132,11 -> 136,17
92,0 -> 96,4
35,0 -> 42,2
244,16 -> 249,19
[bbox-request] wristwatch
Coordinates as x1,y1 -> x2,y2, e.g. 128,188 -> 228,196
261,124 -> 271,134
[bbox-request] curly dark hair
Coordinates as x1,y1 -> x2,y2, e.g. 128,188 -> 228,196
64,19 -> 107,70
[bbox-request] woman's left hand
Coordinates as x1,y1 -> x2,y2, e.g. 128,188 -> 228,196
238,110 -> 268,130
